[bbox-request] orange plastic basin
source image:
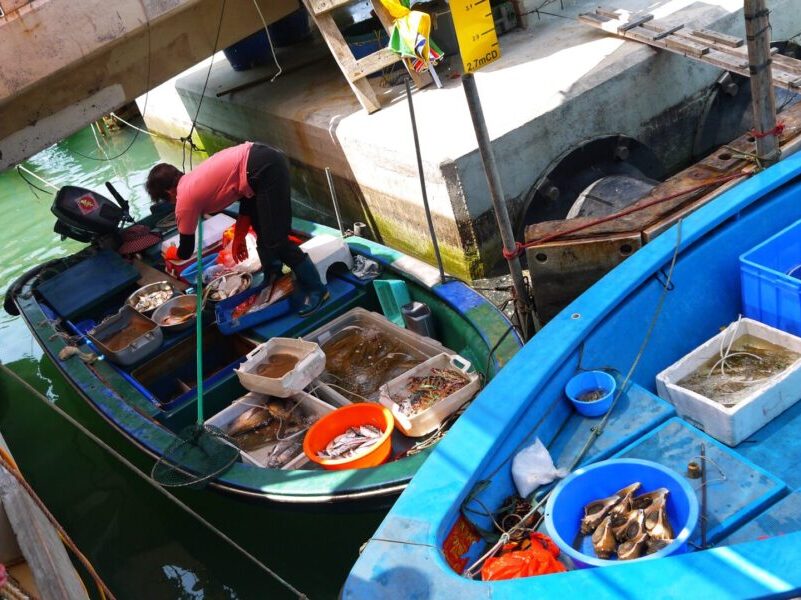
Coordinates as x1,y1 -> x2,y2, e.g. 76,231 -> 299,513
303,403 -> 394,470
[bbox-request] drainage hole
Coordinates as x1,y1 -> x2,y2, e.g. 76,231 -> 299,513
718,152 -> 732,160
535,253 -> 548,263
620,244 -> 633,256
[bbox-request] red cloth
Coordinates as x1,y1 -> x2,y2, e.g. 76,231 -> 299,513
481,533 -> 567,581
175,142 -> 254,235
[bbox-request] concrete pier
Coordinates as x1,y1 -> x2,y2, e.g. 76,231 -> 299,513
144,0 -> 801,278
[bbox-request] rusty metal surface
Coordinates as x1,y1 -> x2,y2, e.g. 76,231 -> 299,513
527,232 -> 643,322
523,99 -> 801,321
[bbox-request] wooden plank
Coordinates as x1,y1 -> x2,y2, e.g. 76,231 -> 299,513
351,48 -> 403,81
640,22 -> 684,40
691,28 -> 744,47
618,14 -> 653,32
306,0 -> 352,16
664,36 -> 710,57
301,0 -> 382,112
0,464 -> 88,600
596,7 -> 623,19
578,12 -> 611,26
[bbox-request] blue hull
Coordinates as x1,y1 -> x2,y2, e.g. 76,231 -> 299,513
345,153 -> 801,597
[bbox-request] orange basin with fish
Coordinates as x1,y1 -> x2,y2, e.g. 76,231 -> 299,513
303,404 -> 394,470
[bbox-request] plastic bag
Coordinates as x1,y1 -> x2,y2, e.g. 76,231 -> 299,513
481,533 -> 567,581
511,438 -> 567,498
217,232 -> 261,273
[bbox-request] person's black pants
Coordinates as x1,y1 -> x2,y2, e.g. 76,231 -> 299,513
242,143 -> 305,274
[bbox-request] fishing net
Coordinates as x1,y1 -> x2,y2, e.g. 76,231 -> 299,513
151,217 -> 240,488
151,424 -> 240,488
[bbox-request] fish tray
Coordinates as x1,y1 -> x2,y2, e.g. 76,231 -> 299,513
214,282 -> 295,335
378,353 -> 479,437
87,305 -> 163,366
235,338 -> 326,397
205,391 -> 335,468
655,318 -> 801,446
304,307 -> 448,406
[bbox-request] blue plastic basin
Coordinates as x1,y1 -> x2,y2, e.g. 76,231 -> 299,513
545,458 -> 699,568
565,370 -> 616,417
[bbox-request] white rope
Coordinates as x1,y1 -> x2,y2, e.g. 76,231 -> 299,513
253,0 -> 283,82
17,165 -> 59,190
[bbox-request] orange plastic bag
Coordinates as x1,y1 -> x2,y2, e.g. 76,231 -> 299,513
481,533 -> 567,581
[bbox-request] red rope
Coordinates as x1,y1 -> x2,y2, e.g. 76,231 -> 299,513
751,121 -> 785,139
504,172 -> 748,260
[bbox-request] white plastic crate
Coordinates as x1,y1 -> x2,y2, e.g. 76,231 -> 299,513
378,353 -> 480,437
655,318 -> 801,446
205,391 -> 334,468
235,338 -> 325,397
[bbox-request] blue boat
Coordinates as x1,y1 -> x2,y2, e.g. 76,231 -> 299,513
344,151 -> 801,597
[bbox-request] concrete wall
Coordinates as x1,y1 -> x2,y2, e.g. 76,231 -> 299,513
0,0 -> 298,169
146,0 -> 801,279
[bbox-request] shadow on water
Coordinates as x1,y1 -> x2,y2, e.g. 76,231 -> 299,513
0,124 -> 385,598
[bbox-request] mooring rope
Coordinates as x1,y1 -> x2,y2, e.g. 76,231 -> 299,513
0,363 -> 308,599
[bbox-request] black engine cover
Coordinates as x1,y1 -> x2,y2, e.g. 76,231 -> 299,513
51,186 -> 123,240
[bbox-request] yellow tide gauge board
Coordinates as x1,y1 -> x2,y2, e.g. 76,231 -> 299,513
450,0 -> 501,73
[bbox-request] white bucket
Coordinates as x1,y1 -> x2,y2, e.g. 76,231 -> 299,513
235,338 -> 326,397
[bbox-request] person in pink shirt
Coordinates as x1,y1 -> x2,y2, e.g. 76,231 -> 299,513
145,142 -> 329,316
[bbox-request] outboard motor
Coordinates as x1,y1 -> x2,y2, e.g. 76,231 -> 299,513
50,183 -> 130,243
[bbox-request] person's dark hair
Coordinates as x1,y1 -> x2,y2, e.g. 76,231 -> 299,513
146,163 -> 183,201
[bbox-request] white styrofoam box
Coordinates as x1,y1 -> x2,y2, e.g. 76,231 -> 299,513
205,391 -> 334,468
378,353 -> 480,437
235,338 -> 325,397
655,318 -> 801,446
299,234 -> 353,284
161,213 -> 235,255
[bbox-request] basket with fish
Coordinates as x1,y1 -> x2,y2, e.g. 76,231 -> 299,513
235,337 -> 326,397
303,403 -> 394,470
544,459 -> 698,568
205,391 -> 334,468
151,294 -> 199,332
379,353 -> 480,437
215,275 -> 296,335
204,272 -> 252,303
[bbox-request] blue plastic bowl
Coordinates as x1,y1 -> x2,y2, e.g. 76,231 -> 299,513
565,370 -> 616,417
545,459 -> 699,569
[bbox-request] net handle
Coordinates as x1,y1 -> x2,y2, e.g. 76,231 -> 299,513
196,217 -> 204,426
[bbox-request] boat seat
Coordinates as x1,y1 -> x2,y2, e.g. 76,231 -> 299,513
615,418 -> 787,546
720,491 -> 801,547
548,382 -> 676,470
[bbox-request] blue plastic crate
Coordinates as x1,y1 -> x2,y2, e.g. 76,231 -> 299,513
740,218 -> 801,336
215,282 -> 296,335
373,279 -> 411,328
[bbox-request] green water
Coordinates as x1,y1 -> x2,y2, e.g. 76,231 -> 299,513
0,125 -> 381,599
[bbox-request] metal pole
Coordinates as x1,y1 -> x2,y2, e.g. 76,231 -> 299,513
462,73 -> 538,337
324,167 -> 345,236
744,0 -> 780,165
405,77 -> 446,283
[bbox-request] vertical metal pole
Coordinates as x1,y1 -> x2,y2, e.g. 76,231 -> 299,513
324,167 -> 345,236
462,73 -> 538,338
744,0 -> 780,165
405,77 -> 446,283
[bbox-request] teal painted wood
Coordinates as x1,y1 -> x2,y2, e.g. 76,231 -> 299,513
344,151 -> 801,597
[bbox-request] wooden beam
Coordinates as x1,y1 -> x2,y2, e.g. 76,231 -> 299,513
744,0 -> 780,164
0,464 -> 87,600
691,28 -> 744,47
306,0 -> 352,16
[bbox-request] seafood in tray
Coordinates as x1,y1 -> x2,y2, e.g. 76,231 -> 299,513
126,281 -> 175,314
393,368 -> 470,417
226,396 -> 313,453
232,275 -> 294,319
316,425 -> 384,460
580,483 -> 674,560
205,272 -> 252,302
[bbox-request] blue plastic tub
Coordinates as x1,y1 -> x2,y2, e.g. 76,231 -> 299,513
344,18 -> 389,60
741,218 -> 801,336
179,252 -> 220,284
545,458 -> 699,569
215,282 -> 296,335
565,370 -> 616,417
